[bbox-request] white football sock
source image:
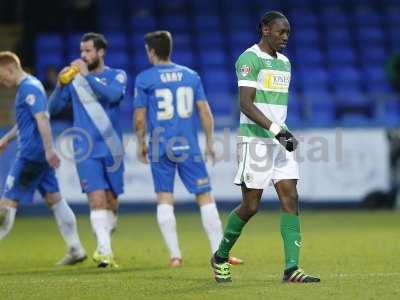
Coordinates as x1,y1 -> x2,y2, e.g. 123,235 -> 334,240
157,204 -> 181,259
90,209 -> 112,255
51,199 -> 84,253
107,210 -> 118,233
0,206 -> 16,240
200,203 -> 223,253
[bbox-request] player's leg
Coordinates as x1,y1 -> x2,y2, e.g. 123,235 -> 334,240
274,179 -> 320,283
195,192 -> 243,265
0,158 -> 41,240
151,154 -> 182,266
106,190 -> 118,234
44,191 -> 86,265
76,158 -> 116,267
104,156 -> 124,235
0,198 -> 18,240
40,167 -> 86,264
211,185 -> 263,282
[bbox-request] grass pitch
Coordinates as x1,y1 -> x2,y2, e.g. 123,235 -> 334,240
0,210 -> 399,300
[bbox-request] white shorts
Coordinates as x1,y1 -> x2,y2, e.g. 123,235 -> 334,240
234,142 -> 299,189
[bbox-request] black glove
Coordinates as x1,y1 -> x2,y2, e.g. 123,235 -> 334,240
275,129 -> 298,152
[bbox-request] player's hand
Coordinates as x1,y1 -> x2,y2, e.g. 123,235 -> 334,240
71,59 -> 89,76
57,67 -> 71,86
275,129 -> 298,152
0,137 -> 8,154
205,140 -> 216,166
137,142 -> 149,164
45,148 -> 61,168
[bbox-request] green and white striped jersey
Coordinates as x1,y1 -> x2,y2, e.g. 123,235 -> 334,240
235,44 -> 291,143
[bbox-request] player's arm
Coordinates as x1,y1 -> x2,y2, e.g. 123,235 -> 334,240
134,108 -> 148,164
133,75 -> 149,164
48,67 -> 71,116
34,112 -> 60,168
73,59 -> 127,103
0,125 -> 17,154
197,100 -> 216,165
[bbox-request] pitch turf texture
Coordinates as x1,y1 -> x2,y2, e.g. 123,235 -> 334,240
0,211 -> 399,300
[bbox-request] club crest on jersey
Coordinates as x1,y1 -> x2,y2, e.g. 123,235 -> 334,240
240,65 -> 251,77
25,94 -> 36,106
116,73 -> 126,83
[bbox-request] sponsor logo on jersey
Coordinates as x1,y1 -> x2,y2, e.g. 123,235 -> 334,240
260,70 -> 291,92
197,177 -> 209,186
25,94 -> 36,106
240,65 -> 251,77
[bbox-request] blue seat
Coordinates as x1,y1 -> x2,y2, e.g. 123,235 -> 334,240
289,10 -> 318,27
385,9 -> 400,26
105,33 -> 127,51
35,34 -> 63,52
194,15 -> 220,30
67,33 -> 85,50
207,92 -> 234,116
36,53 -> 64,79
160,15 -> 189,31
363,65 -> 387,83
293,28 -> 320,46
331,66 -> 361,84
320,9 -> 349,27
339,114 -> 371,126
227,31 -> 255,46
324,28 -> 351,45
201,69 -> 233,93
356,27 -> 384,44
335,90 -> 369,106
196,31 -> 223,47
303,91 -> 336,126
354,10 -> 382,26
298,67 -> 329,90
172,34 -> 192,51
295,47 -> 325,65
327,47 -> 356,65
130,15 -> 156,31
359,47 -> 386,64
199,48 -> 226,67
192,0 -> 219,13
227,15 -> 253,32
286,93 -> 304,127
106,51 -> 129,69
172,51 -> 195,68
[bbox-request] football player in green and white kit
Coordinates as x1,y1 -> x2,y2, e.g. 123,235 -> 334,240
210,11 -> 320,284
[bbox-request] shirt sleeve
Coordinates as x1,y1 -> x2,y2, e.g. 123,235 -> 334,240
24,86 -> 47,115
194,74 -> 207,102
85,70 -> 127,103
48,85 -> 70,116
133,74 -> 148,108
235,51 -> 260,88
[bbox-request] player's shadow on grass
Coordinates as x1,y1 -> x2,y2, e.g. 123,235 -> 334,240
0,266 -> 167,277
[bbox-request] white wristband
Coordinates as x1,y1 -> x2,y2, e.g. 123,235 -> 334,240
269,123 -> 281,136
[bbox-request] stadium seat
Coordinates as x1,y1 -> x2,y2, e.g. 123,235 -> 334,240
354,9 -> 383,26
105,33 -> 127,51
327,47 -> 356,65
330,66 -> 361,86
356,27 -> 385,44
199,48 -> 226,67
288,10 -> 318,27
292,28 -> 320,46
297,67 -> 329,91
194,15 -> 220,30
196,30 -> 224,47
35,34 -> 63,52
295,47 -> 325,65
172,50 -> 196,68
320,9 -> 349,27
129,15 -> 156,31
359,47 -> 387,65
303,91 -> 336,126
339,114 -> 372,127
160,15 -> 190,32
106,51 -> 129,69
323,28 -> 351,45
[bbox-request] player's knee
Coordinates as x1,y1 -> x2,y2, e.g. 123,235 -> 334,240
0,206 -> 17,239
88,190 -> 108,209
280,192 -> 299,214
239,201 -> 259,219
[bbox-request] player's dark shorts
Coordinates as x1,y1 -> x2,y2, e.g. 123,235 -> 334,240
150,152 -> 211,195
2,157 -> 59,203
76,156 -> 124,197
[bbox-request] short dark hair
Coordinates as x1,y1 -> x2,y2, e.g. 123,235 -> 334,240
81,32 -> 108,50
258,11 -> 287,36
144,31 -> 172,60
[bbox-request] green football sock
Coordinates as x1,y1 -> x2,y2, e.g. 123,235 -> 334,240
216,211 -> 247,259
280,212 -> 301,270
